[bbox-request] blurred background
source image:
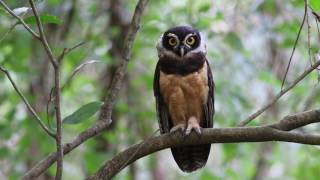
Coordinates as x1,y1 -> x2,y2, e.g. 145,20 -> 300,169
0,0 -> 320,179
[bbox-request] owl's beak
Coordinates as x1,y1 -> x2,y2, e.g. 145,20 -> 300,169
179,45 -> 187,57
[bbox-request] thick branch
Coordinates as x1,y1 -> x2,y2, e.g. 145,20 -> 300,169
87,109 -> 320,180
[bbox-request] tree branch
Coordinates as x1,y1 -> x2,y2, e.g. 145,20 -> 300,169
281,0 -> 307,89
98,0 -> 149,122
22,0 -> 149,179
28,0 -> 57,67
28,0 -> 63,179
0,0 -> 40,39
87,109 -> 320,180
238,59 -> 320,126
0,66 -> 56,138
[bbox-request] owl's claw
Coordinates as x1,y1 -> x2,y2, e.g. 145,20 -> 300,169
170,124 -> 185,133
185,117 -> 202,135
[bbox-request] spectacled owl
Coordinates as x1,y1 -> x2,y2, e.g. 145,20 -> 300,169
153,26 -> 214,172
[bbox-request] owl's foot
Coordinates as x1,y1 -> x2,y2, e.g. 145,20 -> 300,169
170,124 -> 185,133
185,117 -> 202,135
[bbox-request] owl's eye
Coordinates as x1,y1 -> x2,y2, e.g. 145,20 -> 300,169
186,36 -> 196,45
168,38 -> 177,46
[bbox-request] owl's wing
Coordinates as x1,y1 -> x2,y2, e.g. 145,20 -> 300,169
203,59 -> 214,128
154,61 -> 172,134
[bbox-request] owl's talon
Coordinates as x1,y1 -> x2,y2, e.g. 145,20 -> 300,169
170,124 -> 185,133
185,117 -> 202,135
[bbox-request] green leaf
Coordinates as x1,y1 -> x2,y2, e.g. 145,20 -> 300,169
22,14 -> 62,25
310,0 -> 320,12
63,101 -> 103,124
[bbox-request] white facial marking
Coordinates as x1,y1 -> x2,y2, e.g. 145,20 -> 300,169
185,32 -> 207,58
167,33 -> 180,48
156,31 -> 207,60
183,33 -> 196,48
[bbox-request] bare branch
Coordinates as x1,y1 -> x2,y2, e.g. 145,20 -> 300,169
99,0 -> 150,122
0,0 -> 40,39
87,109 -> 320,180
27,0 -> 63,179
57,41 -> 87,63
281,0 -> 307,89
61,60 -> 103,91
28,0 -> 57,67
0,66 -> 55,138
238,59 -> 320,126
22,0 -> 149,179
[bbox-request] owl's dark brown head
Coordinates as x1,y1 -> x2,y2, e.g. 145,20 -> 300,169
157,26 -> 206,59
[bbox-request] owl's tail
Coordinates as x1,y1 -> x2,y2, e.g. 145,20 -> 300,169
171,144 -> 211,172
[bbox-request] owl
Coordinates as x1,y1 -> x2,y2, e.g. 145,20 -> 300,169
153,26 -> 215,172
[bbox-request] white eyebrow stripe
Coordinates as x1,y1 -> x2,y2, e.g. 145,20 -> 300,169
167,33 -> 180,48
183,33 -> 196,43
183,33 -> 196,48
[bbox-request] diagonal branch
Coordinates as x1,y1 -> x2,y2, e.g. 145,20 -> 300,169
98,0 -> 149,122
0,0 -> 40,39
281,0 -> 307,90
0,66 -> 56,138
28,0 -> 57,67
22,0 -> 150,179
28,0 -> 62,179
87,109 -> 320,180
238,59 -> 320,126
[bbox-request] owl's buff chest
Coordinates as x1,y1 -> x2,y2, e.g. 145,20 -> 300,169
159,63 -> 209,105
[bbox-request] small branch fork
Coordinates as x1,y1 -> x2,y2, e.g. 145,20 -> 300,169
0,0 -> 64,179
0,0 -> 318,179
239,0 -> 320,126
0,67 -> 56,138
87,109 -> 320,180
21,0 -> 150,179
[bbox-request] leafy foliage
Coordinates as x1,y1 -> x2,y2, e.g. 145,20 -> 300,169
0,0 -> 319,179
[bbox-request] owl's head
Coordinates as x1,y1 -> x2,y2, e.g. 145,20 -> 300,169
157,25 -> 206,59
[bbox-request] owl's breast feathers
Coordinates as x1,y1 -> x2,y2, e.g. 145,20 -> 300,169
157,52 -> 209,127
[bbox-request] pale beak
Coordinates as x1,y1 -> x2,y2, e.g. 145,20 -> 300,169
179,45 -> 188,57
180,47 -> 185,57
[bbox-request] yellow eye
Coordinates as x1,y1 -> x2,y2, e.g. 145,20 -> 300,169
186,36 -> 196,45
168,38 -> 177,46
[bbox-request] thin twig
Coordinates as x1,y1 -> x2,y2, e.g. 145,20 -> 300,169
61,60 -> 103,91
28,0 -> 62,179
57,41 -> 87,63
29,0 -> 57,67
238,59 -> 320,126
46,87 -> 55,129
281,0 -> 307,90
306,8 -> 312,65
0,9 -> 30,43
0,66 -> 56,137
0,0 -> 40,39
22,0 -> 149,178
312,11 -> 320,22
0,22 -> 18,43
66,41 -> 87,54
99,0 -> 149,122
